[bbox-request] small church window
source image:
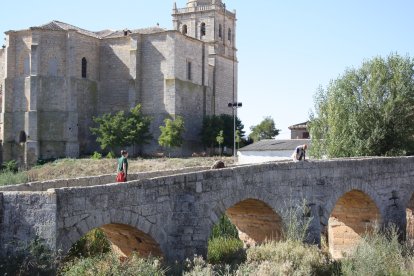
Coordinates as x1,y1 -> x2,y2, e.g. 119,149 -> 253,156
228,28 -> 232,42
18,130 -> 27,144
187,61 -> 192,80
218,24 -> 222,39
182,25 -> 188,35
200,23 -> 206,37
81,57 -> 87,78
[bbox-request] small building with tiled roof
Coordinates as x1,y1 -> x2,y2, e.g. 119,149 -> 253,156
237,139 -> 310,164
288,121 -> 310,139
0,0 -> 238,164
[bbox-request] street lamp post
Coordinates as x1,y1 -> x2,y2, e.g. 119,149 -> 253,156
228,102 -> 242,158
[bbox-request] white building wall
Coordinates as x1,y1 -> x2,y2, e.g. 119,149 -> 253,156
237,150 -> 293,165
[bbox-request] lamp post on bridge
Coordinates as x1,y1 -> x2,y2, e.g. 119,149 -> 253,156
228,102 -> 242,158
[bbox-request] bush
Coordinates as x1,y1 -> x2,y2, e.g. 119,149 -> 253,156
207,237 -> 245,265
2,160 -> 18,173
210,215 -> 239,240
0,238 -> 57,276
106,151 -> 116,159
281,200 -> 312,242
91,151 -> 102,160
341,226 -> 414,276
66,229 -> 111,260
238,240 -> 332,276
60,253 -> 166,276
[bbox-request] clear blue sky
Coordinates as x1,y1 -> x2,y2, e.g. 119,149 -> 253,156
2,0 -> 414,138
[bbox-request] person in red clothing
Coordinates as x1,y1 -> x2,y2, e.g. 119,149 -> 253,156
116,150 -> 128,182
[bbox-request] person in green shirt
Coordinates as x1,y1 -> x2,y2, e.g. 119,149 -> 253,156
116,150 -> 128,182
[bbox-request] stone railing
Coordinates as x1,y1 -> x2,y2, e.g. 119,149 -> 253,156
0,166 -> 211,192
174,5 -> 235,17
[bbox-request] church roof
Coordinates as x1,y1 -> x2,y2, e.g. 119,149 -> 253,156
30,20 -> 166,39
33,21 -> 102,38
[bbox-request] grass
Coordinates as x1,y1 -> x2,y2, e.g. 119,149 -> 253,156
0,170 -> 29,186
0,157 -> 235,186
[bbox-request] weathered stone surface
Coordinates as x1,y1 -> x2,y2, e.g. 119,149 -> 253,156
0,157 -> 414,262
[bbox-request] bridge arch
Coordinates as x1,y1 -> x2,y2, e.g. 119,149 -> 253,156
210,193 -> 284,247
58,210 -> 167,258
327,189 -> 381,259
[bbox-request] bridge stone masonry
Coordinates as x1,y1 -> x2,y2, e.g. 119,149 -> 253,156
1,157 -> 414,262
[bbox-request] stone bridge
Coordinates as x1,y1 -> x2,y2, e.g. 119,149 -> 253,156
1,157 -> 414,261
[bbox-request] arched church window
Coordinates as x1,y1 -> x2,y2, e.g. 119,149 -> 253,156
18,130 -> 27,144
182,25 -> 188,35
228,28 -> 232,42
200,23 -> 206,37
81,57 -> 87,78
218,24 -> 222,38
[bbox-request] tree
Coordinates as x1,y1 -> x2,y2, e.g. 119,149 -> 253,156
200,114 -> 245,152
158,116 -> 185,156
249,116 -> 280,142
309,53 -> 414,158
235,130 -> 241,151
216,130 -> 224,156
90,104 -> 152,152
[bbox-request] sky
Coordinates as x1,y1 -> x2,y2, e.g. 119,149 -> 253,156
2,0 -> 414,138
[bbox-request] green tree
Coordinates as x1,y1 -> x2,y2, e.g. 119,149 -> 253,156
249,116 -> 280,142
158,116 -> 185,156
200,114 -> 245,151
90,104 -> 152,152
235,130 -> 241,150
216,130 -> 224,156
310,53 -> 414,158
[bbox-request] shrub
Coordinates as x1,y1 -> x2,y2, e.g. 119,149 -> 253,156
238,240 -> 331,276
106,151 -> 116,159
281,199 -> 312,242
210,215 -> 239,240
60,253 -> 166,276
341,226 -> 413,275
91,151 -> 102,160
207,237 -> 245,265
2,160 -> 18,173
0,238 -> 57,276
66,229 -> 111,260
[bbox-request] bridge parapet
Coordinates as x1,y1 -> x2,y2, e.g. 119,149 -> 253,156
0,166 -> 210,192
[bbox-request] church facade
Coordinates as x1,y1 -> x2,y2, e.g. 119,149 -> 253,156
0,0 -> 237,165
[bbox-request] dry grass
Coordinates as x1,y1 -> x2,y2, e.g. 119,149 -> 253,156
25,157 -> 235,182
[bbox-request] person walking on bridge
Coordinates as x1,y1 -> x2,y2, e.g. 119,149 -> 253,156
292,144 -> 308,162
116,150 -> 128,182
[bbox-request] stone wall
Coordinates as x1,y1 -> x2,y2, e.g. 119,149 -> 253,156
38,30 -> 66,77
69,33 -> 100,80
99,37 -> 132,114
0,191 -> 56,257
214,55 -> 236,115
0,49 -> 4,111
1,32 -> 32,163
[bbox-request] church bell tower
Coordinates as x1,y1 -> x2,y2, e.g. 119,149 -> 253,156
172,0 -> 236,59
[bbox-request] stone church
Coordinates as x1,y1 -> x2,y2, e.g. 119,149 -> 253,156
0,0 -> 237,165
